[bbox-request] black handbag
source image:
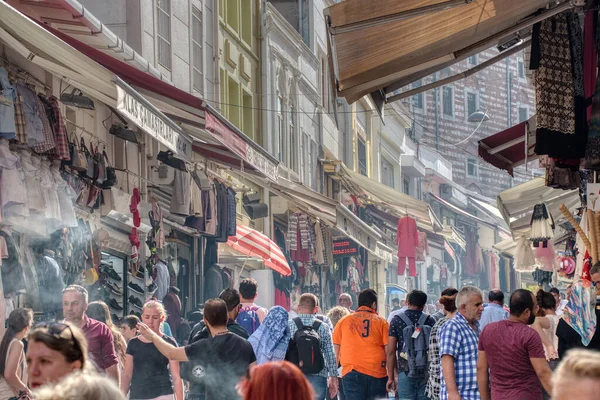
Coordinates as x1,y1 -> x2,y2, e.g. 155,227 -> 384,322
101,150 -> 117,189
157,150 -> 187,172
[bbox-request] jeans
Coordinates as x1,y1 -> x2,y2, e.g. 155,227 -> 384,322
342,371 -> 387,400
306,375 -> 328,400
396,372 -> 428,400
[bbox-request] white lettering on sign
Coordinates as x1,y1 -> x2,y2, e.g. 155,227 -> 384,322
246,145 -> 279,183
116,86 -> 192,161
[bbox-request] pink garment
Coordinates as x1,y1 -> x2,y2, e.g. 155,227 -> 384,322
396,216 -> 418,276
398,256 -> 417,277
416,231 -> 429,262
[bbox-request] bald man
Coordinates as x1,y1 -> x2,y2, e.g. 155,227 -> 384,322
338,293 -> 354,313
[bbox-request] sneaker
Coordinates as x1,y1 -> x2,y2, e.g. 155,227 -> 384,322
108,298 -> 123,311
128,282 -> 144,294
147,282 -> 157,294
129,295 -> 144,310
102,265 -> 122,281
104,282 -> 122,295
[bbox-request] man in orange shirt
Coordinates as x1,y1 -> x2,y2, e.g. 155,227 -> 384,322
333,289 -> 389,400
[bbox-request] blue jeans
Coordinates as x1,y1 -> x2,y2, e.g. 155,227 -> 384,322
342,371 -> 387,400
306,375 -> 328,400
396,372 -> 428,400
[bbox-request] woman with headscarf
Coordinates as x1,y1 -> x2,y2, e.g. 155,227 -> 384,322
248,306 -> 290,365
556,279 -> 600,359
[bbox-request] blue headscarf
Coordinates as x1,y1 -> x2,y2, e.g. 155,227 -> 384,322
248,306 -> 290,365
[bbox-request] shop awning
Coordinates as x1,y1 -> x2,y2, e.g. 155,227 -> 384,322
6,0 -> 279,182
478,117 -> 536,176
227,225 -> 291,276
324,0 -> 560,103
337,165 -> 439,231
0,2 -> 194,161
430,193 -> 497,228
497,177 -> 580,238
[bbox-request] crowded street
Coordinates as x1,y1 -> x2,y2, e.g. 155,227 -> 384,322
0,0 -> 600,399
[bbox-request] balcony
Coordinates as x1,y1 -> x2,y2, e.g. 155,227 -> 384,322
419,146 -> 453,181
400,154 -> 425,178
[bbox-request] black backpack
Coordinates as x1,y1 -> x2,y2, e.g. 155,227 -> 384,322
286,318 -> 325,374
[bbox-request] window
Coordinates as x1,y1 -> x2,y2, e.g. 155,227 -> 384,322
303,133 -> 311,186
519,107 -> 528,123
412,79 -> 423,109
518,59 -> 525,78
416,178 -> 422,200
442,86 -> 453,116
192,6 -> 203,93
381,158 -> 394,188
357,137 -> 367,176
289,105 -> 297,172
228,76 -> 240,128
321,59 -> 332,112
157,0 -> 171,69
311,140 -> 318,190
241,0 -> 252,45
299,0 -> 310,47
242,91 -> 253,138
277,95 -> 284,162
466,92 -> 478,118
299,130 -> 306,183
403,178 -> 410,195
219,69 -> 227,116
226,0 -> 239,33
468,55 -> 478,65
467,158 -> 478,177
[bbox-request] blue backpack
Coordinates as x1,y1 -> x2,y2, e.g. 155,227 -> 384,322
236,305 -> 261,334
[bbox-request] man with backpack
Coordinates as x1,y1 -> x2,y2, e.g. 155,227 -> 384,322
387,290 -> 436,400
287,293 -> 338,400
237,278 -> 268,335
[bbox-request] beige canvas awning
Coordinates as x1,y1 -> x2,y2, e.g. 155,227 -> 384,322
325,0 -> 565,103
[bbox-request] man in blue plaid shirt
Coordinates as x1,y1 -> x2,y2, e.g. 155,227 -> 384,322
288,293 -> 339,399
439,286 -> 484,400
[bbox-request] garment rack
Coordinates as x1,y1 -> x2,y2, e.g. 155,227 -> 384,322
0,55 -> 51,91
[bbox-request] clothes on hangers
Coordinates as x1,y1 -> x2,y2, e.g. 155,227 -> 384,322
396,216 -> 419,277
416,231 -> 429,262
0,67 -> 17,139
170,169 -> 192,216
529,203 -> 555,247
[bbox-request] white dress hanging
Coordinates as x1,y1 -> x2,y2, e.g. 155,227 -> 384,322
22,152 -> 46,215
0,139 -> 27,212
39,157 -> 61,222
49,160 -> 77,231
529,203 -> 555,247
515,236 -> 537,272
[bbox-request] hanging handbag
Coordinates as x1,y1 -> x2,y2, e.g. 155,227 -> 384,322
71,134 -> 88,171
102,150 -> 117,189
94,145 -> 106,184
79,138 -> 94,178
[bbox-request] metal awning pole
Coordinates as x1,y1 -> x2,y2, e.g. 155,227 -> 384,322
387,39 -> 531,102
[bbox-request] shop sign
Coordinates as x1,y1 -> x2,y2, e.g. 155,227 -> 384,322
333,239 -> 359,257
116,85 -> 192,162
336,205 -> 380,256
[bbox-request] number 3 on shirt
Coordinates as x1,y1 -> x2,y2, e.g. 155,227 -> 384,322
361,319 -> 370,337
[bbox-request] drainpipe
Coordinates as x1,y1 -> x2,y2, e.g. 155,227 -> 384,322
434,72 -> 440,151
260,0 -> 269,151
506,57 -> 512,128
213,0 -> 221,108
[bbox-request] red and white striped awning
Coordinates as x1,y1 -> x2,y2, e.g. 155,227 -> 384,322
227,225 -> 291,276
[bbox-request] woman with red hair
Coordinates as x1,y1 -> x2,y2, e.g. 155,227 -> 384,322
239,361 -> 314,400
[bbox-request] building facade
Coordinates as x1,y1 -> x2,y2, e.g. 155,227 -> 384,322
405,50 -> 536,199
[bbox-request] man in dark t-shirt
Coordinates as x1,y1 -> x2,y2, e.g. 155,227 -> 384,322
478,289 -> 553,400
189,289 -> 250,342
138,298 -> 256,400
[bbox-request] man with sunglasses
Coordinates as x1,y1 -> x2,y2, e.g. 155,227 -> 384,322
61,285 -> 120,384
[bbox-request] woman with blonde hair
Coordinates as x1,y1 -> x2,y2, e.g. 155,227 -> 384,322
326,306 -> 350,329
0,308 -> 33,399
552,349 -> 600,399
26,322 -> 88,389
33,371 -> 125,400
121,300 -> 183,400
86,301 -> 127,366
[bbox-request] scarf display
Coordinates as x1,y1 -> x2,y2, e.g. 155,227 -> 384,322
248,306 -> 290,365
563,280 -> 597,346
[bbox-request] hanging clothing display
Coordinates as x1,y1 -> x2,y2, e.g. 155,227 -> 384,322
532,11 -> 588,160
416,231 -> 429,262
529,203 -> 555,247
170,169 -> 192,216
288,213 -> 311,263
0,139 -> 27,212
0,67 -> 17,139
514,236 -> 537,272
464,227 -> 479,277
396,216 -> 418,276
535,241 -> 558,272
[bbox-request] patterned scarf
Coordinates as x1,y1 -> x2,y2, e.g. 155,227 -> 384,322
248,306 -> 290,365
563,280 -> 597,346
